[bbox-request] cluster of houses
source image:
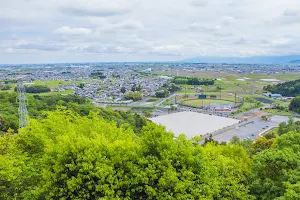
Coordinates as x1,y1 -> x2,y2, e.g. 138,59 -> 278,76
68,69 -> 171,104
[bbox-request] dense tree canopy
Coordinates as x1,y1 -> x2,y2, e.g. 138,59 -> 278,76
172,77 -> 215,86
0,109 -> 255,199
0,92 -> 148,133
1,92 -> 300,199
124,92 -> 143,101
289,96 -> 300,113
263,79 -> 300,97
249,132 -> 300,200
25,85 -> 51,93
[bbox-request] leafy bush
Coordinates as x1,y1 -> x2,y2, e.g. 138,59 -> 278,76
124,92 -> 143,101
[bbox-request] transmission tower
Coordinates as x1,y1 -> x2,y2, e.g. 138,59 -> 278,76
17,80 -> 29,128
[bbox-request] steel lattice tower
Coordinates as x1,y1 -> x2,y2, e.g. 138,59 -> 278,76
17,80 -> 29,128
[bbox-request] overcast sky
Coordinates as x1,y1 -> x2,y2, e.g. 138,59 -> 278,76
1,0 -> 300,64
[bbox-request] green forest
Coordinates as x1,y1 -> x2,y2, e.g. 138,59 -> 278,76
264,79 -> 300,97
1,92 -> 300,199
25,85 -> 51,93
0,92 -> 147,133
289,96 -> 300,113
172,77 -> 215,86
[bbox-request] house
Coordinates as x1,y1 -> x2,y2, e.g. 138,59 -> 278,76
214,106 -> 232,112
262,92 -> 283,99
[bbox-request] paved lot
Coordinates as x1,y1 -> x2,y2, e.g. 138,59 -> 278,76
150,111 -> 239,139
213,115 -> 291,142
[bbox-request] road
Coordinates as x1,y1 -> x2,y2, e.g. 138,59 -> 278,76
155,94 -> 177,107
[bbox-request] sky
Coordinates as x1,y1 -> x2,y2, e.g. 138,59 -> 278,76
1,0 -> 300,64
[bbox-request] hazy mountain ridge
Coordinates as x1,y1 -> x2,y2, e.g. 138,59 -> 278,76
182,55 -> 300,64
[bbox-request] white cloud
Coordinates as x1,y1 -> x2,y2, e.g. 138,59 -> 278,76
189,0 -> 208,7
283,8 -> 299,16
1,0 -> 300,63
221,16 -> 235,26
58,0 -> 136,17
54,26 -> 92,35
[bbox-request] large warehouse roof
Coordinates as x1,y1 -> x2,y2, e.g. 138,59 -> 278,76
150,112 -> 239,139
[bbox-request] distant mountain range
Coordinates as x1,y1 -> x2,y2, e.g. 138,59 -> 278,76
289,60 -> 300,63
182,55 -> 300,64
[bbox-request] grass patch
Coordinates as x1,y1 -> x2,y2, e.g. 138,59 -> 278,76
183,99 -> 235,107
264,109 -> 293,116
33,80 -> 66,88
131,106 -> 156,111
146,98 -> 159,102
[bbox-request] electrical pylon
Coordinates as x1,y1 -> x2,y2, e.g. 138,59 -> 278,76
17,80 -> 29,128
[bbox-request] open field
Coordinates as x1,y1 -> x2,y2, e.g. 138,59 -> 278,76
33,80 -> 67,88
182,99 -> 235,107
38,90 -> 74,96
153,70 -> 300,96
33,80 -> 85,88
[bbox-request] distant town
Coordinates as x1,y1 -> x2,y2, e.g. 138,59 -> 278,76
1,62 -> 300,142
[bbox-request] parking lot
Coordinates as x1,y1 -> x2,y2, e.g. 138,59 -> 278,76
213,115 -> 291,142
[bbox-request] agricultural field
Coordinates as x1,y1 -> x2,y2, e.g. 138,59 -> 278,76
33,80 -> 87,88
35,90 -> 74,96
154,70 -> 300,93
33,80 -> 67,88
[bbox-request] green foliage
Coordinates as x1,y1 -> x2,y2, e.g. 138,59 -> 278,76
264,79 -> 300,97
0,92 -> 18,132
155,90 -> 170,98
0,92 -> 148,133
280,120 -> 300,135
0,109 -> 254,199
25,85 -> 51,93
0,84 -> 11,90
249,132 -> 300,200
124,92 -> 143,101
143,110 -> 152,117
120,86 -> 126,94
231,99 -> 263,116
131,84 -> 142,92
1,92 -> 300,199
289,96 -> 300,113
172,77 -> 215,86
78,83 -> 85,89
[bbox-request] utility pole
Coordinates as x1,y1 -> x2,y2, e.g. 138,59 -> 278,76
235,93 -> 237,105
251,80 -> 254,113
17,80 -> 29,128
185,82 -> 187,97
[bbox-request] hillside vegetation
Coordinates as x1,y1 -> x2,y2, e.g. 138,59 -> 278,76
264,79 -> 300,97
1,92 -> 300,199
0,92 -> 147,133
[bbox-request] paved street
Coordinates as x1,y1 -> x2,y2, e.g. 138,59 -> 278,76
154,93 -> 177,107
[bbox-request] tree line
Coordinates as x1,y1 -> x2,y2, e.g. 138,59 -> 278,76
0,92 -> 147,133
263,79 -> 300,97
14,85 -> 51,93
172,77 -> 215,85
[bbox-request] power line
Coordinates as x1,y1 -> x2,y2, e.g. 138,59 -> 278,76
17,80 -> 29,128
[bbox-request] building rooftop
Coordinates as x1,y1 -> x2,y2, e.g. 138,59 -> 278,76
150,111 -> 240,139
